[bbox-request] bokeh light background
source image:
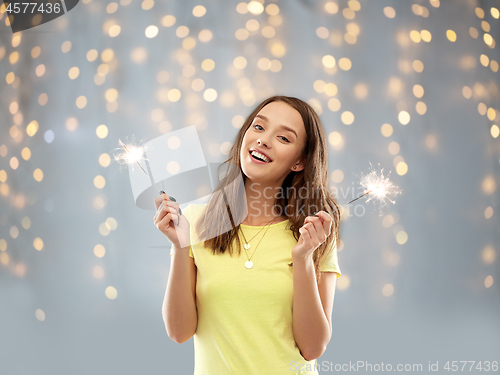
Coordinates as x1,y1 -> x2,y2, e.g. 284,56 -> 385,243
1,0 -> 500,374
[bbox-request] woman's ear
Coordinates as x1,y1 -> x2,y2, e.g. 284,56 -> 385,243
292,158 -> 305,172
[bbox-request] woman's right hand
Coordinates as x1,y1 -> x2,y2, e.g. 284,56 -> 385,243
153,194 -> 191,249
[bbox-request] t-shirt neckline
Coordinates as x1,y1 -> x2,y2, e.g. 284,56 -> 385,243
240,218 -> 289,229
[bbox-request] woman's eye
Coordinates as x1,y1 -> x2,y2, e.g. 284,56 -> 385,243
252,124 -> 289,142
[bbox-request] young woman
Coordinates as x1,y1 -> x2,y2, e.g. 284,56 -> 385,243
153,95 -> 342,375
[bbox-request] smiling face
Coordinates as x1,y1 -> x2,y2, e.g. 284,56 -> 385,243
240,101 -> 307,184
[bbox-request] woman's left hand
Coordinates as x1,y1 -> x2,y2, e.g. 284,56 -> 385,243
291,211 -> 332,261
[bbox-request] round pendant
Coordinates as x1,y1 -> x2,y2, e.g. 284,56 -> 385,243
245,260 -> 253,269
244,243 -> 251,250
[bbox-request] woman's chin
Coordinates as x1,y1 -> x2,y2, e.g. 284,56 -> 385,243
241,165 -> 268,181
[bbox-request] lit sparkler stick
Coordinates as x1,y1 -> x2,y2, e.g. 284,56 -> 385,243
314,164 -> 401,220
116,139 -> 162,194
118,139 -> 148,175
348,163 -> 401,209
347,189 -> 374,204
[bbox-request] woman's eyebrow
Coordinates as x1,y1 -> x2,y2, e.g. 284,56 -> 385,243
254,114 -> 298,138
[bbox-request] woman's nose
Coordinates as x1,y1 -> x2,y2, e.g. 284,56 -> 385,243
257,139 -> 269,147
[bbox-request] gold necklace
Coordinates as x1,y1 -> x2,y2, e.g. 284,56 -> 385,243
239,218 -> 277,269
239,217 -> 276,249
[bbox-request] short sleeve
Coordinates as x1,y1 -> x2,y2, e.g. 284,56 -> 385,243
319,237 -> 342,277
169,204 -> 194,259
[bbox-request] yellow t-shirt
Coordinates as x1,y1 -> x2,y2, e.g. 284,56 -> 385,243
170,203 -> 342,375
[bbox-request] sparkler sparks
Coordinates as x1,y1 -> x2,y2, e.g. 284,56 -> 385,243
348,163 -> 402,213
115,139 -> 148,174
115,139 -> 162,194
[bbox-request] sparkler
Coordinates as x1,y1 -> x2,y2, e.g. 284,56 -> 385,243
116,139 -> 148,174
314,164 -> 401,220
347,163 -> 401,209
115,139 -> 162,194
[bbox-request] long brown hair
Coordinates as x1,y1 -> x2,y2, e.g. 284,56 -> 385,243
194,95 -> 341,284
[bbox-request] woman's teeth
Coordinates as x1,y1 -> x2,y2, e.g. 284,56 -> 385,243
250,150 -> 271,162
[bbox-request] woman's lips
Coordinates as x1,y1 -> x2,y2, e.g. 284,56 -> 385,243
248,150 -> 271,164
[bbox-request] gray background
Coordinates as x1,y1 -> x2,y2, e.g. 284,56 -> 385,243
1,0 -> 499,374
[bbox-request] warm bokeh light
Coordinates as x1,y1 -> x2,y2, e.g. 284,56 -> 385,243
87,49 -> 98,62
106,217 -> 118,231
145,25 -> 159,38
388,142 -> 400,155
109,25 -> 121,37
99,153 -> 111,168
35,309 -> 46,321
416,101 -> 427,115
96,125 -> 109,139
413,85 -> 424,98
33,238 -> 44,251
341,111 -> 354,125
446,30 -> 457,42
482,176 -> 496,195
105,286 -> 118,299
425,134 -> 437,150
94,244 -> 106,258
462,86 -> 472,99
383,6 -> 395,18
396,161 -> 408,175
266,3 -> 279,16
381,123 -> 393,137
33,169 -> 44,182
193,5 -> 206,17
328,131 -> 344,150
21,147 -> 31,160
201,59 -> 215,72
168,89 -> 181,102
382,284 -> 394,297
68,67 -> 79,79
66,117 -> 78,131
337,274 -> 351,290
10,157 -> 19,170
338,57 -> 352,70
316,27 -> 329,39
396,230 -> 408,244
328,98 -> 341,112
331,169 -> 344,183
93,266 -> 105,279
76,96 -> 87,109
491,125 -> 499,138
161,15 -> 176,27
38,93 -> 48,106
382,215 -> 394,228
398,111 -> 410,125
248,1 -> 264,15
485,275 -> 494,288
21,216 -> 31,229
322,55 -> 336,68
481,245 -> 496,265
324,2 -> 339,14
94,175 -> 106,189
166,161 -> 180,175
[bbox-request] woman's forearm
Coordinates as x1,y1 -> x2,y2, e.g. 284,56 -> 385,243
292,255 -> 331,361
162,245 -> 197,343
